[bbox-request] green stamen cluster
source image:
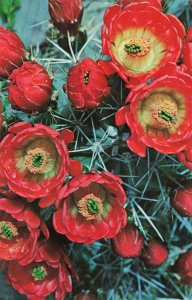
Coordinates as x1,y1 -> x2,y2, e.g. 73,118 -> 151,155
32,266 -> 47,281
32,153 -> 44,167
87,198 -> 100,214
158,110 -> 174,124
124,43 -> 142,54
0,223 -> 14,240
84,71 -> 90,85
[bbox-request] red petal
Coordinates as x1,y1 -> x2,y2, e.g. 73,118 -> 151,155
8,122 -> 32,134
115,106 -> 129,126
40,221 -> 50,239
127,134 -> 146,157
186,27 -> 192,42
60,129 -> 74,144
68,159 -> 82,176
103,4 -> 121,28
167,14 -> 185,39
39,194 -> 56,208
0,198 -> 24,214
97,60 -> 116,77
24,208 -> 40,229
39,241 -> 60,263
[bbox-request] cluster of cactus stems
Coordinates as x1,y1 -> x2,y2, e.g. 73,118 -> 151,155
0,0 -> 192,299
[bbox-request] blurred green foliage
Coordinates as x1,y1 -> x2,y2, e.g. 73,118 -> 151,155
0,0 -> 20,28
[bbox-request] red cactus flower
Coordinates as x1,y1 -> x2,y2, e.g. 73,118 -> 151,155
102,3 -> 185,83
65,58 -> 111,109
141,240 -> 168,266
117,0 -> 162,9
115,63 -> 192,157
0,122 -> 75,203
8,61 -> 52,113
176,250 -> 192,286
0,196 -> 49,264
183,27 -> 192,74
177,146 -> 192,170
111,224 -> 144,258
0,26 -> 25,78
75,292 -> 99,300
7,240 -> 74,300
48,0 -> 83,36
172,187 -> 192,217
53,171 -> 127,244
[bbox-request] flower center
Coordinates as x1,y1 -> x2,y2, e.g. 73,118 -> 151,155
32,153 -> 44,167
24,147 -> 49,174
87,198 -> 100,214
0,221 -> 18,240
83,71 -> 90,85
141,93 -> 178,130
124,38 -> 152,57
124,44 -> 142,55
77,193 -> 103,220
32,266 -> 47,281
158,110 -> 174,124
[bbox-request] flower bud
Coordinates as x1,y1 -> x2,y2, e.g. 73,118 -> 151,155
172,187 -> 192,217
8,61 -> 52,113
0,27 -> 25,78
48,0 -> 83,36
111,224 -> 144,258
65,58 -> 110,109
141,240 -> 168,266
175,250 -> 192,285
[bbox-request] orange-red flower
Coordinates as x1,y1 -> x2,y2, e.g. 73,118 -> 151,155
172,186 -> 192,217
66,58 -> 111,109
0,196 -> 48,264
53,171 -> 127,244
116,63 -> 192,157
111,224 -> 144,258
102,2 -> 185,83
141,240 -> 168,266
175,250 -> 192,286
48,0 -> 83,36
0,122 -> 74,203
0,27 -> 25,78
7,240 -> 74,300
8,61 -> 52,113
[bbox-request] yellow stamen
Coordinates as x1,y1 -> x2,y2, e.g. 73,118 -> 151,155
124,38 -> 152,57
141,93 -> 178,130
0,221 -> 19,240
32,266 -> 47,281
83,71 -> 90,85
24,147 -> 49,174
77,193 -> 103,221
